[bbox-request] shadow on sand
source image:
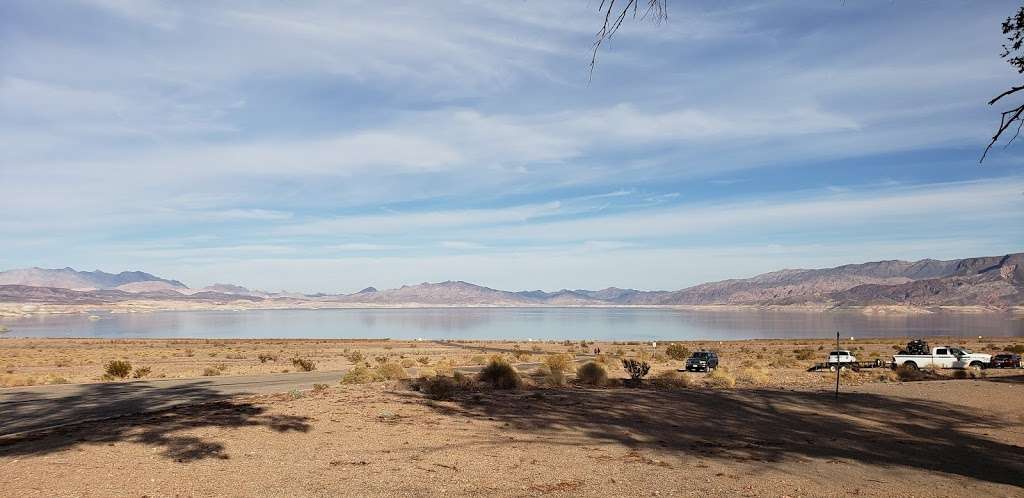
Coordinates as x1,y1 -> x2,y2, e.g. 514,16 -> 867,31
410,386 -> 1024,487
0,381 -> 309,462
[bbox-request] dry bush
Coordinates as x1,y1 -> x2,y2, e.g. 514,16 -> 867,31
312,383 -> 329,393
665,343 -> 691,361
291,357 -> 316,372
470,355 -> 488,365
104,360 -> 132,379
131,366 -> 152,379
705,368 -> 736,388
537,366 -> 566,387
594,353 -> 614,366
875,370 -> 900,382
345,350 -> 365,363
576,361 -> 608,386
477,358 -> 521,390
258,353 -> 278,363
374,362 -> 408,380
621,359 -> 651,380
417,371 -> 476,400
768,356 -> 798,368
340,365 -> 382,384
400,358 -> 416,368
202,367 -> 221,376
433,358 -> 455,376
793,349 -> 815,361
649,370 -> 690,389
737,366 -> 769,385
417,356 -> 431,365
543,353 -> 573,373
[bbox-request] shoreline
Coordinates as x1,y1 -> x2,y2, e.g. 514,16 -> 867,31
3,300 -> 1022,319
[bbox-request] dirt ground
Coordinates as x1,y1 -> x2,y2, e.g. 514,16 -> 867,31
2,336 -> 1022,388
1,374 -> 1022,497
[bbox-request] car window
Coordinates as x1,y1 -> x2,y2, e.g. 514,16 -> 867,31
936,348 -> 948,355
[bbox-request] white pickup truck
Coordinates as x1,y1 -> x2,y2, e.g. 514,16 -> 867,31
892,346 -> 990,371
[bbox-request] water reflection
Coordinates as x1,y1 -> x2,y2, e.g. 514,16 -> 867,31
0,308 -> 1021,340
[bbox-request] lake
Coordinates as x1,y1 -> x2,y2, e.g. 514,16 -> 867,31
1,308 -> 1022,340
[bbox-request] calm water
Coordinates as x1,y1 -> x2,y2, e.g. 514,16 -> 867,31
1,308 -> 1022,340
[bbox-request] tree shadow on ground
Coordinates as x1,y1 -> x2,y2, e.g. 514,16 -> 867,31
0,381 -> 310,462
980,373 -> 1024,384
409,387 -> 1024,487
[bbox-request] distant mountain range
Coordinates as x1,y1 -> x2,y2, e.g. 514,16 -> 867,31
1,252 -> 1021,309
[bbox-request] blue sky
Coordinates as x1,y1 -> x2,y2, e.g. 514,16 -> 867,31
1,0 -> 1022,293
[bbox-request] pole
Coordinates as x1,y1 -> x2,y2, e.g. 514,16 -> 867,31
834,331 -> 840,400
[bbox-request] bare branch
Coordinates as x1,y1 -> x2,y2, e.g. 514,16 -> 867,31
988,84 -> 1024,105
589,0 -> 668,80
981,103 -> 1024,162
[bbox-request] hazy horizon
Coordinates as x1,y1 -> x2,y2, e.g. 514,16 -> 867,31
3,1 -> 1023,293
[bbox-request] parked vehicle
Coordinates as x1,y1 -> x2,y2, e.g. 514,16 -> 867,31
680,351 -> 719,372
892,344 -> 991,371
990,353 -> 1022,369
825,350 -> 857,371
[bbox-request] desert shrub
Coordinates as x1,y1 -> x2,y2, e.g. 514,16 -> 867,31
768,356 -> 798,368
104,360 -> 132,379
45,375 -> 70,385
470,355 -> 488,365
400,358 -> 415,368
433,358 -> 455,376
737,367 -> 769,385
594,353 -> 614,366
576,362 -> 608,386
417,372 -> 475,400
345,351 -> 365,363
665,343 -> 691,361
793,349 -> 815,360
202,367 -> 221,376
621,359 -> 651,380
374,356 -> 389,364
477,358 -> 522,390
650,371 -> 690,389
651,353 -> 668,363
132,366 -> 152,379
705,368 -> 736,388
538,366 -> 566,387
374,362 -> 408,380
417,356 -> 431,365
893,365 -> 948,382
875,370 -> 900,383
340,365 -> 383,384
225,353 -> 246,360
543,353 -> 573,374
312,383 -> 329,392
258,353 -> 278,363
1003,344 -> 1024,354
952,369 -> 986,380
291,357 -> 317,372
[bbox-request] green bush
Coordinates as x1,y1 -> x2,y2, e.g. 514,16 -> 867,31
477,358 -> 522,389
621,359 -> 650,380
104,360 -> 132,379
665,343 -> 691,361
576,362 -> 608,386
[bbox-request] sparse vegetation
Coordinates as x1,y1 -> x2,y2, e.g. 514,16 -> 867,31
131,366 -> 152,379
575,361 -> 608,386
793,349 -> 815,361
312,383 -> 329,393
650,370 -> 690,389
621,359 -> 650,386
417,371 -> 476,400
104,360 -> 132,379
258,353 -> 278,363
374,362 -> 408,380
1003,344 -> 1024,354
291,357 -> 316,372
477,358 -> 521,389
202,366 -> 221,376
706,368 -> 736,388
340,365 -> 382,384
737,366 -> 769,385
665,343 -> 691,361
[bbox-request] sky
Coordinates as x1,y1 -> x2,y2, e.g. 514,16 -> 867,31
1,0 -> 1023,293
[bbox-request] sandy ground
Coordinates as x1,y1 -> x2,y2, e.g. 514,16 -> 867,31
0,374 -> 1022,497
2,336 -> 1023,388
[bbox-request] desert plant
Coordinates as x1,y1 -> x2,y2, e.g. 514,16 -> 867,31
374,362 -> 408,380
312,383 -> 329,393
345,350 -> 365,363
417,356 -> 431,365
258,353 -> 278,363
104,360 -> 132,379
202,367 -> 221,376
621,359 -> 650,381
793,349 -> 815,361
650,370 -> 690,389
543,353 -> 573,374
576,361 -> 608,386
470,355 -> 488,365
737,367 -> 769,385
477,358 -> 521,389
400,358 -> 415,368
340,365 -> 383,384
291,357 -> 317,372
417,372 -> 475,400
665,343 -> 691,361
131,366 -> 152,379
705,368 -> 736,388
1003,344 -> 1024,354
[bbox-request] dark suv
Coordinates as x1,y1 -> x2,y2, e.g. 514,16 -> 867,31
990,353 -> 1022,368
681,351 -> 719,372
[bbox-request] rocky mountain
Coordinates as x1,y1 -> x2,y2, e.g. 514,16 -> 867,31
0,252 -> 1020,308
0,267 -> 186,291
